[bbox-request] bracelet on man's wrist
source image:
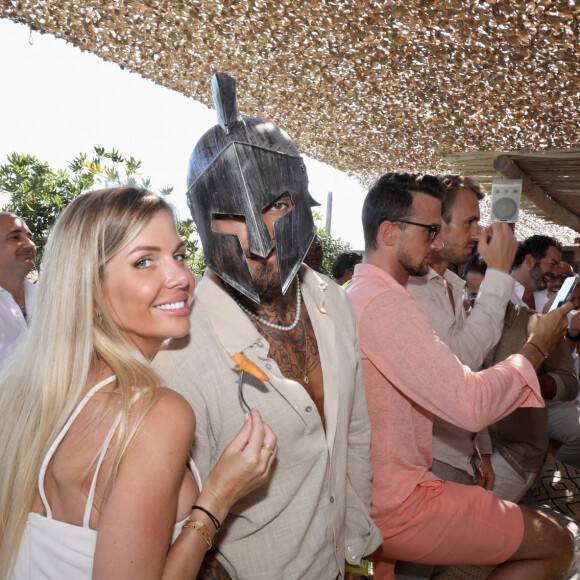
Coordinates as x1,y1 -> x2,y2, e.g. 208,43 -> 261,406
566,330 -> 580,342
528,341 -> 548,359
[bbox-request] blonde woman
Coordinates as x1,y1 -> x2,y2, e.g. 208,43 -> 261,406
0,187 -> 277,579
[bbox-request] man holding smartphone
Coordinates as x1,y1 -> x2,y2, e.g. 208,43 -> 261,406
407,175 -> 517,489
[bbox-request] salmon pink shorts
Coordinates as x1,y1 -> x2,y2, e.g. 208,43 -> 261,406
372,481 -> 524,578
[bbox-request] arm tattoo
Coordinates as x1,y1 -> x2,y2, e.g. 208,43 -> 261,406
197,552 -> 231,580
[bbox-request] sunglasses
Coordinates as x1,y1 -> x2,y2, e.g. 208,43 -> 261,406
391,219 -> 441,241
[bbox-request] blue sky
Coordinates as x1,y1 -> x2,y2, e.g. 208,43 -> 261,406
0,18 -> 367,249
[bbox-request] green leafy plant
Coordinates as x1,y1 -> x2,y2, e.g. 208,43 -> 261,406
312,211 -> 353,277
177,218 -> 203,274
0,147 -> 173,265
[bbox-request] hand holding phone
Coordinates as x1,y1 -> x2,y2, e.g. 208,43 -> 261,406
549,276 -> 578,312
477,223 -> 517,273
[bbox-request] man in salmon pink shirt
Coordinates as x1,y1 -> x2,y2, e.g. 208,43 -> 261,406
347,172 -> 574,580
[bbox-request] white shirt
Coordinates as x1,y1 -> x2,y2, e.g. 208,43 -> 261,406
0,279 -> 37,367
407,267 -> 514,476
408,268 -> 514,371
511,280 -> 548,312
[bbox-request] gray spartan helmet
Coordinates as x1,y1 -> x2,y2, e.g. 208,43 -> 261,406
185,73 -> 319,304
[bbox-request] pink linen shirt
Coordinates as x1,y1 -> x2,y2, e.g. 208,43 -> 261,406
347,264 -> 544,531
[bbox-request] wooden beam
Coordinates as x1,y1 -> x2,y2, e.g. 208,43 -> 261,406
448,148 -> 580,163
493,155 -> 580,233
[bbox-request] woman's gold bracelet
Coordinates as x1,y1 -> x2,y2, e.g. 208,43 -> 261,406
182,517 -> 212,550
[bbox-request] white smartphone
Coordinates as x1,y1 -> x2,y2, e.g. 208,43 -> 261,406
549,276 -> 578,312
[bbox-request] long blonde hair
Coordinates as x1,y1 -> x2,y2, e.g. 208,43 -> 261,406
0,187 -> 174,577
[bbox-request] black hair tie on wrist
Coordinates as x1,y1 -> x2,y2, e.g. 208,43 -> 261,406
566,330 -> 580,342
192,505 -> 221,532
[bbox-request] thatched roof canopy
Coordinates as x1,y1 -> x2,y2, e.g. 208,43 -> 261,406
2,1 -> 579,227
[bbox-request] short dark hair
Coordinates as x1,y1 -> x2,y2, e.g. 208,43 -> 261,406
438,175 -> 486,224
332,251 -> 362,279
362,172 -> 443,251
463,252 -> 487,279
512,235 -> 563,270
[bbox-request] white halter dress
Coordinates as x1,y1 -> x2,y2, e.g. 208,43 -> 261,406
11,376 -> 202,579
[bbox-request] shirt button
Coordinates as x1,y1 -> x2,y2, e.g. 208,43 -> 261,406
265,363 -> 272,370
305,406 -> 312,413
330,496 -> 334,503
256,340 -> 264,348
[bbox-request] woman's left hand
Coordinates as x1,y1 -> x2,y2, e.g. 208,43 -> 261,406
198,408 -> 277,518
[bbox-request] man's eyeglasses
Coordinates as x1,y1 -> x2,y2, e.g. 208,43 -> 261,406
391,219 -> 441,241
548,273 -> 572,282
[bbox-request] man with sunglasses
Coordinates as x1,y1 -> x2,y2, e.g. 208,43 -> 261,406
404,175 -> 520,495
347,172 -> 574,579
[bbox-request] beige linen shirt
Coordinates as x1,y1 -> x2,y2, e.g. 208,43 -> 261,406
154,267 -> 381,580
407,268 -> 514,477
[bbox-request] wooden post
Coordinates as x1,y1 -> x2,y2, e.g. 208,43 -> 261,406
325,191 -> 333,236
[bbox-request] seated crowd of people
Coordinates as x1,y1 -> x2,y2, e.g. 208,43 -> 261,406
0,73 -> 579,580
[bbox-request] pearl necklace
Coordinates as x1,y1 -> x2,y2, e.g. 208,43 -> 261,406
228,278 -> 302,331
257,317 -> 311,384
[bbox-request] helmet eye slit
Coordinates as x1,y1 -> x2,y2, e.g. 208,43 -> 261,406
211,213 -> 247,232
